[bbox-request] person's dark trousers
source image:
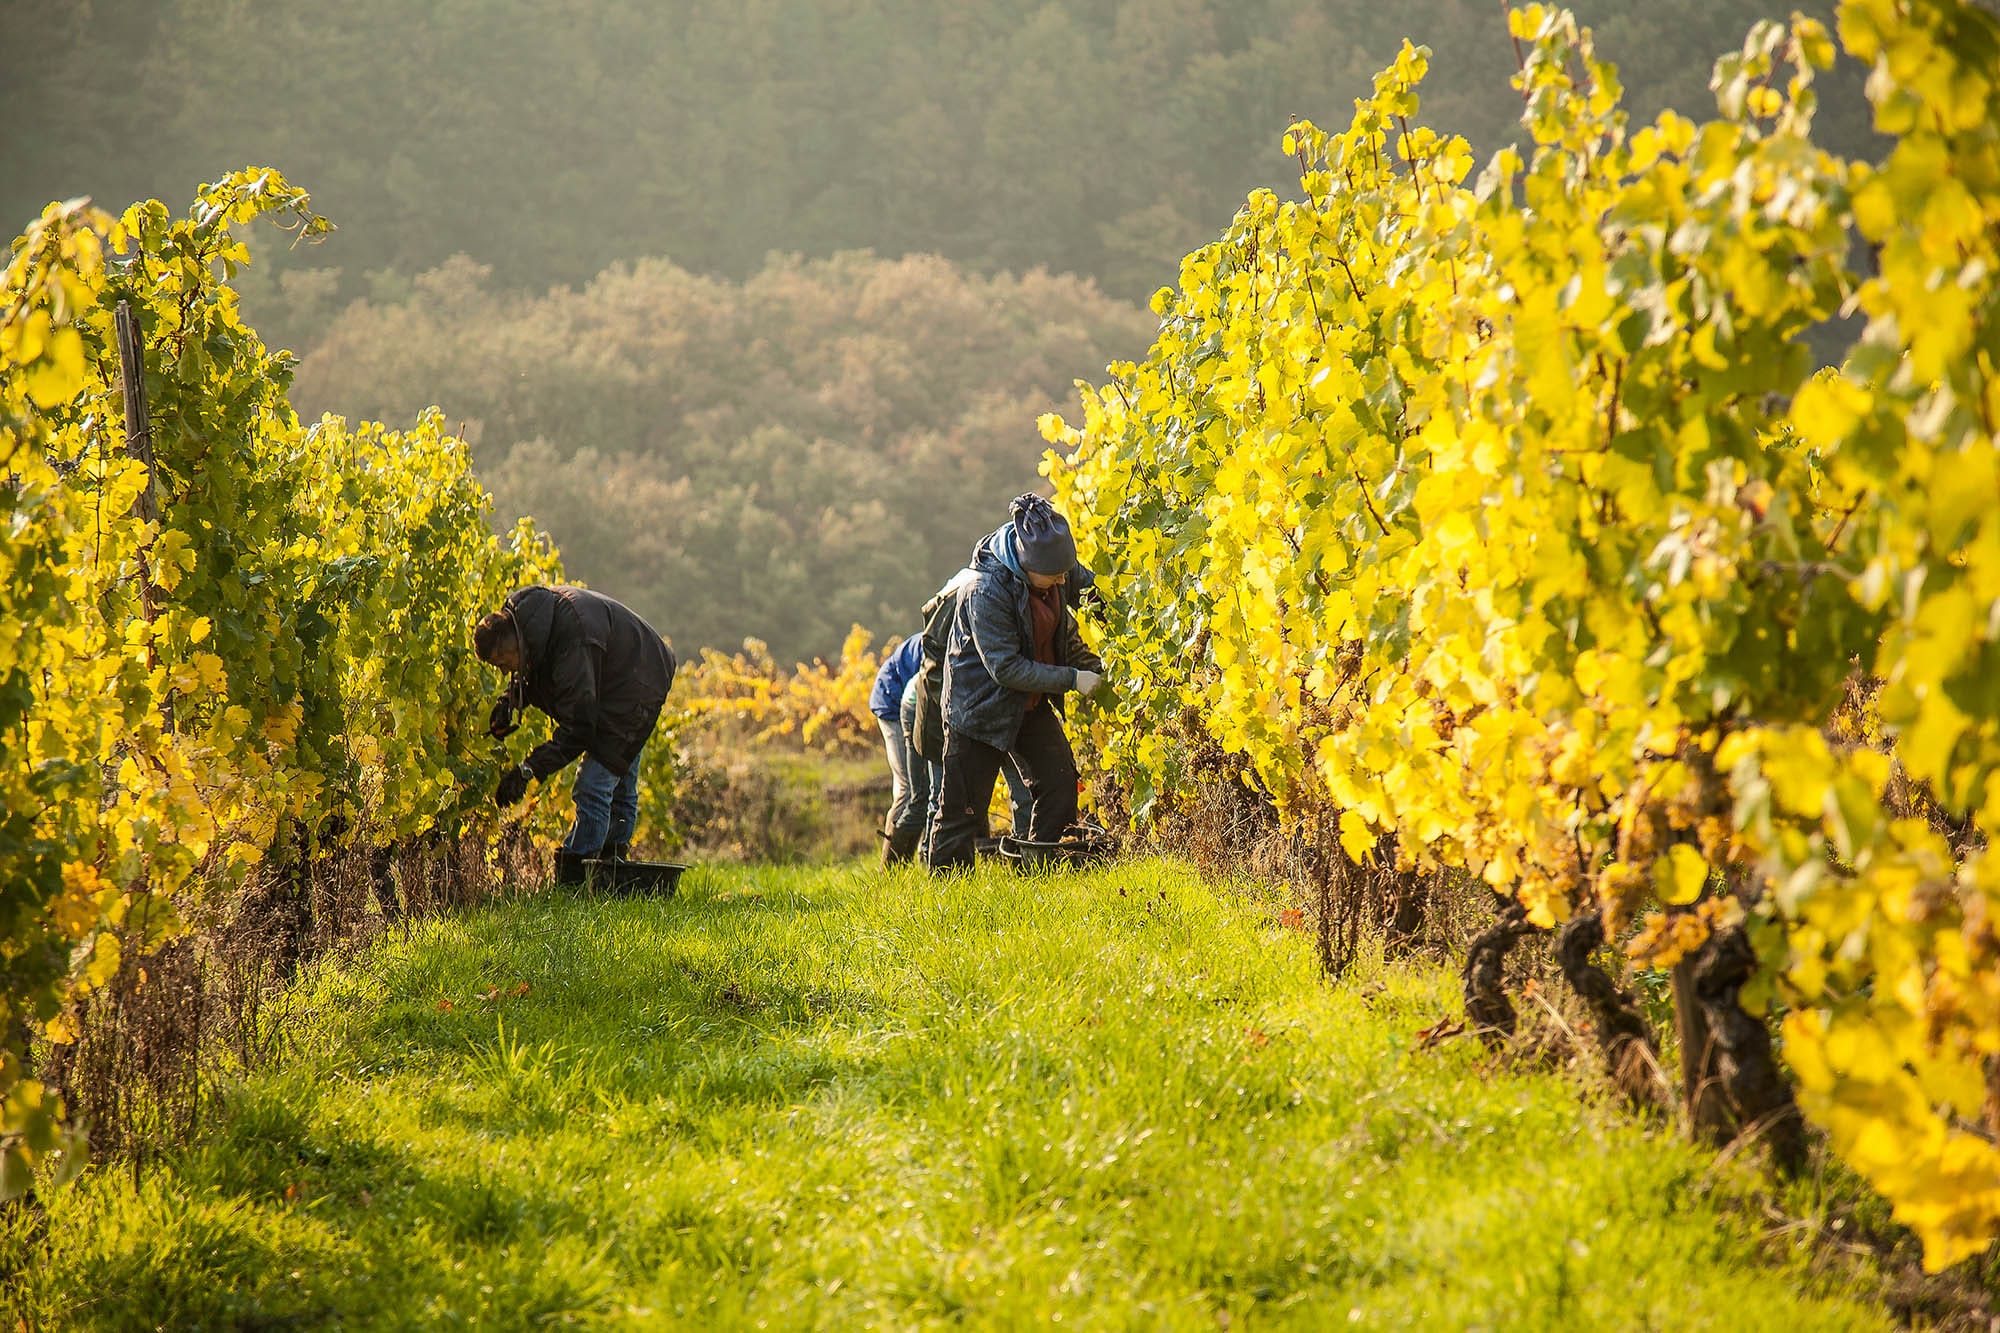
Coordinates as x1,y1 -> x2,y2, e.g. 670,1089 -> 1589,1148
1000,754 -> 1031,837
916,753 -> 1027,863
910,685 -> 1033,863
926,702 -> 1078,870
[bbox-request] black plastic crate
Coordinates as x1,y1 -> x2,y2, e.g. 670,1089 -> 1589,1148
581,858 -> 686,897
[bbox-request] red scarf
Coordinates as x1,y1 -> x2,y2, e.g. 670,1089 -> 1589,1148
1026,583 -> 1061,709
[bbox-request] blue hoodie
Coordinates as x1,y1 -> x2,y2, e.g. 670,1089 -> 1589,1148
869,632 -> 925,721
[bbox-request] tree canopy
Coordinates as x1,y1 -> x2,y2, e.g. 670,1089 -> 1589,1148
292,250 -> 1154,658
1,0 -> 1879,319
0,0 -> 1886,658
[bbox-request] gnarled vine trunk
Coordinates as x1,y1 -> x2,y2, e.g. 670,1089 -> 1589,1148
1462,896 -> 1536,1045
1554,911 -> 1666,1112
1677,923 -> 1805,1173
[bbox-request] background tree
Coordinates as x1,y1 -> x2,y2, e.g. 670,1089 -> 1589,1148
1,0 -> 1880,339
0,0 -> 1887,660
291,251 -> 1154,658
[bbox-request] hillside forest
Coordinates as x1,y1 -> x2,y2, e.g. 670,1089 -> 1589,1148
0,0 -> 1886,655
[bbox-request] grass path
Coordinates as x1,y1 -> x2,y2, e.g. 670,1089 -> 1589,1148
6,860 -> 1899,1329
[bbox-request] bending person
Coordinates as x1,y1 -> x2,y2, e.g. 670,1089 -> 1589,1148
474,585 -> 677,885
927,494 -> 1104,870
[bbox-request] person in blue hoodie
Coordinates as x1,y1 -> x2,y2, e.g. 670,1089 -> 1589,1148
926,494 -> 1105,870
869,632 -> 929,864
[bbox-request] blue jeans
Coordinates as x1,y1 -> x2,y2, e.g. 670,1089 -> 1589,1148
563,753 -> 642,855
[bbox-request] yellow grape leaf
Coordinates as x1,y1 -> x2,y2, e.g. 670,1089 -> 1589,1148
1898,694 -> 1968,790
1762,732 -> 1834,817
83,931 -> 122,989
12,308 -> 51,364
24,326 -> 87,409
1339,809 -> 1377,861
1657,844 -> 1709,905
191,652 -> 229,693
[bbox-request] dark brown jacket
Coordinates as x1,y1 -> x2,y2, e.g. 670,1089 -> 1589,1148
502,585 -> 676,778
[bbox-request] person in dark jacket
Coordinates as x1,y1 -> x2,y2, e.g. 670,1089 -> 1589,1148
474,585 -> 677,885
910,555 -> 1097,860
926,494 -> 1105,870
870,633 -> 929,865
913,568 -> 1029,861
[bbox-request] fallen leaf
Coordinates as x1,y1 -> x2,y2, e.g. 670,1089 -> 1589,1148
1414,1017 -> 1466,1050
511,982 -> 531,997
436,999 -> 455,1012
1278,907 -> 1307,931
1243,1027 -> 1270,1049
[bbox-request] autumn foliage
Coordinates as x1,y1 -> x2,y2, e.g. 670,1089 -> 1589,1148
1050,0 -> 2000,1270
0,175 -> 563,1195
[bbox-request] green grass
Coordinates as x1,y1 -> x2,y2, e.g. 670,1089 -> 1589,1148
4,859 -> 1901,1329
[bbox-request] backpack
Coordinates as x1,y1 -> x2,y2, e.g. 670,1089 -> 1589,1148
911,581 -> 960,764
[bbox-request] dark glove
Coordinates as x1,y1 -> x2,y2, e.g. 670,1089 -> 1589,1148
494,762 -> 533,807
487,694 -> 520,740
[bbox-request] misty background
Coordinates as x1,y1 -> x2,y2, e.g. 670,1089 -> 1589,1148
3,0 -> 1882,659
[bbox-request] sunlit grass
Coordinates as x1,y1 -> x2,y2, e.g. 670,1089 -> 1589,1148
3,859 -> 1897,1329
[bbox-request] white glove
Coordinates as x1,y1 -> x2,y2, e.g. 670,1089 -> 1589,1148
1074,669 -> 1104,696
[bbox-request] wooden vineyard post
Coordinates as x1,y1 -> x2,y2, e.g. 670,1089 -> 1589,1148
115,298 -> 161,614
114,300 -> 160,528
115,301 -> 165,711
1673,955 -> 1730,1145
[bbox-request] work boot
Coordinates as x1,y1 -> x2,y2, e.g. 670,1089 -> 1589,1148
602,841 -> 631,863
880,823 -> 920,867
552,849 -> 594,888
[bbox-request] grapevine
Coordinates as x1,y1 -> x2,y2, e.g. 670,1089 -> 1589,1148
1,173 -> 572,1194
635,627 -> 884,857
1048,0 -> 2000,1268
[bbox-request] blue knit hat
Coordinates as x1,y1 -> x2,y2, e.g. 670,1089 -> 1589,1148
1010,493 -> 1076,576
